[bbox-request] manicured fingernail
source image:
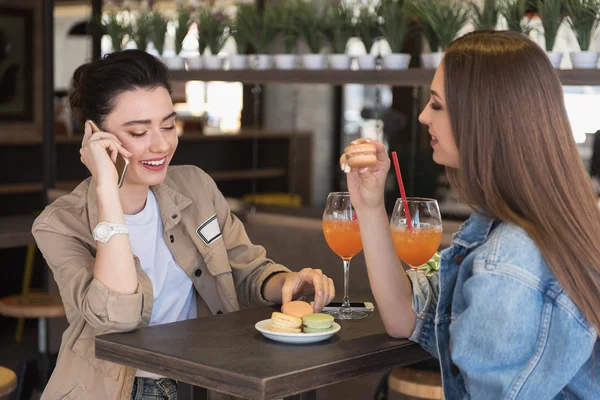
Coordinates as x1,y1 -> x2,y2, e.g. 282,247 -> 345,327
318,291 -> 323,297
359,167 -> 368,173
343,164 -> 351,173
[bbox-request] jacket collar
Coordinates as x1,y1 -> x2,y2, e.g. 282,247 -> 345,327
86,177 -> 193,232
452,212 -> 498,249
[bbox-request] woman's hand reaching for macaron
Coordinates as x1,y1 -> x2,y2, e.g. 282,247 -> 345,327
262,268 -> 335,312
342,138 -> 391,212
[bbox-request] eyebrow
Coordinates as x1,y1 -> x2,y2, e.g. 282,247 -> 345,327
121,111 -> 177,127
431,90 -> 442,99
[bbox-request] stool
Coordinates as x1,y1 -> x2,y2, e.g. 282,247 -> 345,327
0,366 -> 17,400
387,367 -> 444,400
0,293 -> 65,399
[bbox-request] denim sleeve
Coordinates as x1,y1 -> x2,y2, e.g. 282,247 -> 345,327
406,269 -> 440,359
450,264 -> 596,399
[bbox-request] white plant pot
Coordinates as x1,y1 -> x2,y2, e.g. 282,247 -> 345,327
186,56 -> 202,70
274,54 -> 297,70
303,54 -> 326,70
329,54 -> 351,70
357,54 -> 377,70
545,52 -> 563,69
570,51 -> 599,69
251,55 -> 271,70
383,53 -> 412,70
202,55 -> 223,70
229,54 -> 248,70
421,52 -> 444,69
163,56 -> 185,70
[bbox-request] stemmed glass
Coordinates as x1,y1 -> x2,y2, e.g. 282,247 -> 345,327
390,198 -> 442,269
322,192 -> 367,320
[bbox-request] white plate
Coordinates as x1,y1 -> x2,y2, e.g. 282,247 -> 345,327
255,319 -> 341,344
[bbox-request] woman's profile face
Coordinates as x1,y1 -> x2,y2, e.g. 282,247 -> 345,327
418,66 -> 460,169
103,86 -> 178,188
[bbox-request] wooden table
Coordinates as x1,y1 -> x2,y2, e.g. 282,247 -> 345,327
0,214 -> 36,249
96,307 -> 431,400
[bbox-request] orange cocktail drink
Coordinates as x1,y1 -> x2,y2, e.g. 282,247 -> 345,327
391,226 -> 442,267
322,219 -> 362,260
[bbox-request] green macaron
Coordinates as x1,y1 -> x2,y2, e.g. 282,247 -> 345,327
302,313 -> 334,333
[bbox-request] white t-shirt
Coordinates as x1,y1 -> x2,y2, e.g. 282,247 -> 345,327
125,189 -> 197,378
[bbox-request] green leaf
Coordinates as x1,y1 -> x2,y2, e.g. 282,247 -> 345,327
502,0 -> 533,35
175,5 -> 192,55
565,0 -> 600,51
356,4 -> 381,54
471,0 -> 501,31
322,1 -> 354,54
537,0 -> 564,51
296,1 -> 328,54
379,0 -> 410,53
149,11 -> 168,55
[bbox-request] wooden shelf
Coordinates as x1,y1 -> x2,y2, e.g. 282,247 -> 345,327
170,68 -> 436,86
0,181 -> 80,196
170,67 -> 600,87
210,168 -> 286,181
0,130 -> 310,146
0,170 -> 285,196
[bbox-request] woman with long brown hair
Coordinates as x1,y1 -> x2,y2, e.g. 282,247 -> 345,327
345,31 -> 600,398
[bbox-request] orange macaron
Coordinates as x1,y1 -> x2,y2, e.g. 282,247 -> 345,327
281,301 -> 314,318
341,143 -> 377,171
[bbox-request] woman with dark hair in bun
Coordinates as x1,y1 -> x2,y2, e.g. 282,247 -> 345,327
32,50 -> 335,400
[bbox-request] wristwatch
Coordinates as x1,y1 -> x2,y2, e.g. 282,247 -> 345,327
93,222 -> 129,244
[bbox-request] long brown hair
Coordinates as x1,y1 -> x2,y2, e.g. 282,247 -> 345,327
444,31 -> 600,333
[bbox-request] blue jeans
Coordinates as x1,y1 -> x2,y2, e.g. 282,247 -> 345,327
130,377 -> 178,400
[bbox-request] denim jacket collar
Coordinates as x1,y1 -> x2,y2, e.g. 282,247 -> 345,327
452,212 -> 497,249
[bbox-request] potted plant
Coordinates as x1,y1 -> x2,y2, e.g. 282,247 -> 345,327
409,0 -> 441,67
537,0 -> 564,68
131,3 -> 152,52
272,1 -> 299,70
565,0 -> 600,69
323,0 -> 354,70
471,0 -> 500,31
149,9 -> 168,57
197,7 -> 229,70
235,3 -> 277,70
296,1 -> 328,69
355,4 -> 381,69
379,0 -> 411,70
166,4 -> 192,69
411,0 -> 470,69
502,0 -> 533,36
102,10 -> 130,52
229,9 -> 251,70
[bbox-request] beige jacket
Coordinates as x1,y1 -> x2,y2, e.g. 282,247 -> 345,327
32,165 -> 289,400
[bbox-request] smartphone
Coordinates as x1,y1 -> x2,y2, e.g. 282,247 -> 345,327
312,301 -> 375,312
88,120 -> 129,188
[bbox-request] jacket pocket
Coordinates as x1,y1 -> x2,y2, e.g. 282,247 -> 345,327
60,383 -> 87,400
203,240 -> 232,277
202,241 -> 239,311
72,326 -> 123,381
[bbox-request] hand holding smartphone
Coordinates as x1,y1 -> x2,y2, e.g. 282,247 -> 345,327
88,120 -> 130,188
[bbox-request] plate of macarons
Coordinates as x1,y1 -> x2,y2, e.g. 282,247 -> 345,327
255,301 -> 341,344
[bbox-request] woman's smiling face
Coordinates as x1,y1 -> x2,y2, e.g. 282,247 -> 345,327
102,86 -> 178,187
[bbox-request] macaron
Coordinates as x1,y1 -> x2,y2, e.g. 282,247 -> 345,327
341,143 -> 377,171
281,301 -> 314,319
269,312 -> 302,333
302,313 -> 334,333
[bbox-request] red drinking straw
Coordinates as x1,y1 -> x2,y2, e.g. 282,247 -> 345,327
391,151 -> 412,230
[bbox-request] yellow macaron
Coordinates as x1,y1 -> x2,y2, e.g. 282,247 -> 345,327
269,312 -> 302,333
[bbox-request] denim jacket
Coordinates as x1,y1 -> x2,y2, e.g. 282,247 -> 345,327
407,213 -> 600,399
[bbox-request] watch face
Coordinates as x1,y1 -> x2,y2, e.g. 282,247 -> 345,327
96,224 -> 109,239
